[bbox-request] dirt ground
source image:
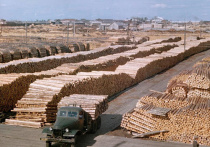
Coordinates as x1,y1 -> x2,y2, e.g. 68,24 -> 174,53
1,24 -> 210,50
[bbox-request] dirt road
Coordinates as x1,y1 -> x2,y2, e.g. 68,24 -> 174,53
0,50 -> 209,147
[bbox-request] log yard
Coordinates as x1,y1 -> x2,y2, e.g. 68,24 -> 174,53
0,1 -> 210,147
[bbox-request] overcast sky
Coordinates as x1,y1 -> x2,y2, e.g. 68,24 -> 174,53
0,0 -> 209,21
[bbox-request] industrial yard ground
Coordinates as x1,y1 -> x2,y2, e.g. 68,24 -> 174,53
0,49 -> 209,147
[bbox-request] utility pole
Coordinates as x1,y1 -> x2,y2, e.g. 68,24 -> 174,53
200,21 -> 202,38
67,22 -> 69,45
127,19 -> 132,38
73,22 -> 75,38
184,22 -> 186,51
25,22 -> 28,44
0,24 -> 2,36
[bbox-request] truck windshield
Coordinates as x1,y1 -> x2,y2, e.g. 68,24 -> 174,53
68,111 -> 78,118
58,111 -> 67,116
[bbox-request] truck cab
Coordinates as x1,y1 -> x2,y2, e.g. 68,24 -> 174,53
41,106 -> 101,147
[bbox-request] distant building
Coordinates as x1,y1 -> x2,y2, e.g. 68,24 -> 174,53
89,21 -> 102,28
108,22 -> 127,30
99,23 -> 111,31
138,23 -> 153,30
75,21 -> 86,27
60,19 -> 76,25
0,19 -> 6,25
153,23 -> 163,29
97,19 -> 114,24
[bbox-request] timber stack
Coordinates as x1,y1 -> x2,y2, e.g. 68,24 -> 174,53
121,56 -> 210,146
58,94 -> 108,120
0,42 -> 90,63
4,38 -> 210,128
0,37 -> 181,74
0,37 -> 180,112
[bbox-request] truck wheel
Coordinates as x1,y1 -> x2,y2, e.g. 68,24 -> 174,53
91,120 -> 97,133
46,141 -> 51,147
97,116 -> 101,129
70,135 -> 78,147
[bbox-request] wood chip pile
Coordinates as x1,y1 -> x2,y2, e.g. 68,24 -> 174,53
121,56 -> 210,146
58,94 -> 108,120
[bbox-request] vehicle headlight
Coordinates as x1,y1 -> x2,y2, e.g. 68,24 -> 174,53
65,128 -> 69,132
49,127 -> 53,131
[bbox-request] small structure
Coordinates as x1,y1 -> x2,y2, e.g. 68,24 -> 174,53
99,23 -> 111,31
0,19 -> 6,25
108,22 -> 127,30
89,20 -> 102,29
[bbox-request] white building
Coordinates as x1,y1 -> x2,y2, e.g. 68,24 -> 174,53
99,23 -> 111,31
153,23 -> 163,29
108,22 -> 127,30
138,24 -> 153,30
0,19 -> 6,25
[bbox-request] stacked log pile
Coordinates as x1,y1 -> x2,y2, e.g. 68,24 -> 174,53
58,94 -> 108,120
0,44 -> 135,74
4,38 -> 210,131
121,105 -> 156,134
0,42 -> 90,63
0,73 -> 50,112
116,39 -> 210,84
0,39 -> 181,113
167,60 -> 210,99
0,37 -> 181,73
6,72 -> 133,126
0,49 -> 12,62
121,56 -> 210,146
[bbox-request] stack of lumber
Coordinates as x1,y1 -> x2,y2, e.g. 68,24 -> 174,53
137,92 -> 189,109
56,44 -> 71,53
5,38 -> 210,130
116,39 -> 210,84
160,37 -> 181,43
0,39 -> 181,113
166,80 -> 188,98
121,56 -> 210,146
167,61 -> 210,99
28,46 -> 39,57
35,45 -> 48,57
121,93 -> 210,145
0,73 -> 44,112
0,44 -> 136,74
0,42 -> 90,63
121,105 -> 156,134
187,89 -> 210,99
9,49 -> 22,60
0,49 -> 12,63
0,52 -> 2,63
0,36 -> 181,73
58,94 -> 108,120
21,49 -> 30,59
6,72 -> 133,126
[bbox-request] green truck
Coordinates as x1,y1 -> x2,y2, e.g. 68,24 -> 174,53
41,106 -> 101,147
